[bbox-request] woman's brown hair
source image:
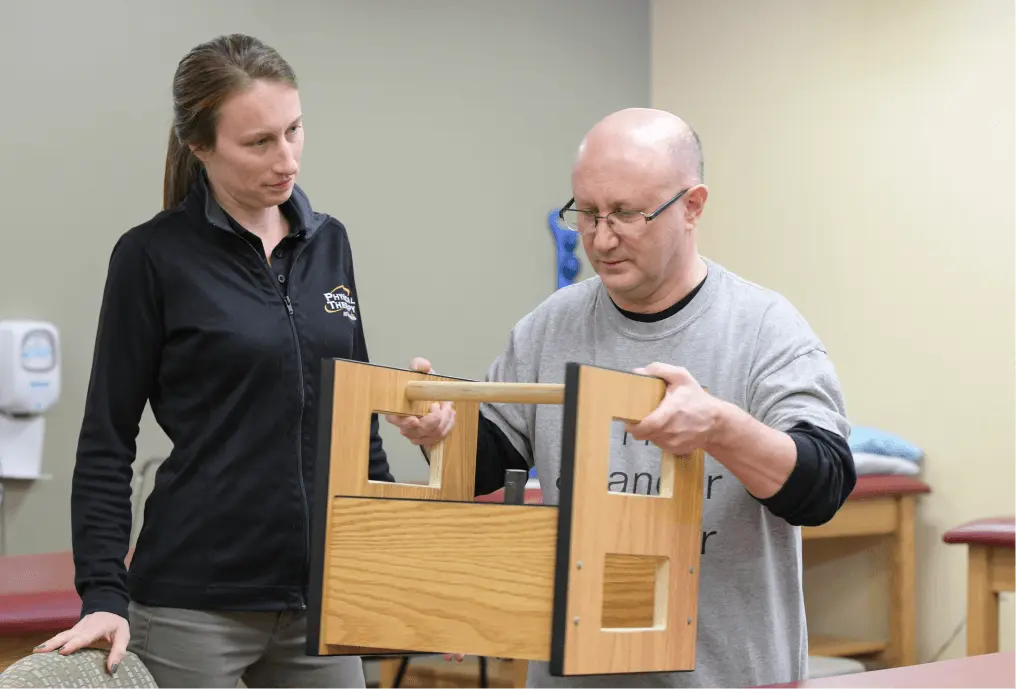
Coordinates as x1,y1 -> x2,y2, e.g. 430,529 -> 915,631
163,34 -> 298,210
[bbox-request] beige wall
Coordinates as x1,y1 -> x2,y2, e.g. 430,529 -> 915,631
0,0 -> 646,556
652,0 -> 1013,663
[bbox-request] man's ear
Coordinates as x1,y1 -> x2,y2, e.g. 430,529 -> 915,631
684,184 -> 709,228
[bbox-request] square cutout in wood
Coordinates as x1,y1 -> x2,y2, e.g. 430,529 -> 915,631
601,553 -> 669,630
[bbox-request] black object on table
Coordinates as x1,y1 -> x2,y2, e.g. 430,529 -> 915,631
504,469 -> 528,506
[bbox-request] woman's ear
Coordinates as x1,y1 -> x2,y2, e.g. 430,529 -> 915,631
189,143 -> 210,165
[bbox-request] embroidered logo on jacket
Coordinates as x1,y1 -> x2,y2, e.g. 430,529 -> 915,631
324,285 -> 357,322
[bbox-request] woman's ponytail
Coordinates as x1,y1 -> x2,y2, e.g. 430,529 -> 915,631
162,126 -> 201,210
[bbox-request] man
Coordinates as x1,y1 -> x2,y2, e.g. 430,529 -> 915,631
388,108 -> 855,687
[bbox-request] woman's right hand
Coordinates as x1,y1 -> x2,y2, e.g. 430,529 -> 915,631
34,611 -> 130,674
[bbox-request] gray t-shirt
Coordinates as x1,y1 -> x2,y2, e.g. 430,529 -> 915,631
481,257 -> 850,688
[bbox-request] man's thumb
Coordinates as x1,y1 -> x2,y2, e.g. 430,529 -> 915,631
642,361 -> 682,383
410,357 -> 433,373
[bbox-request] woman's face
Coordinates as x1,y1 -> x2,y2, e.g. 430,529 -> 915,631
193,79 -> 304,212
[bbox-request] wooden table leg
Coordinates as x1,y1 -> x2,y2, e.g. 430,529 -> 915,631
512,659 -> 528,688
886,495 -> 917,667
967,544 -> 999,656
377,657 -> 404,688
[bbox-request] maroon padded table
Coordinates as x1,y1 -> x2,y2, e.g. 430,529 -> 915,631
763,651 -> 1014,687
0,551 -> 81,671
943,517 -> 1015,656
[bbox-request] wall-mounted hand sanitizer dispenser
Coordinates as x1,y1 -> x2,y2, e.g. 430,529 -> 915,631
0,320 -> 61,479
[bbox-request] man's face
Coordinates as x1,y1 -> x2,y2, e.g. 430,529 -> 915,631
572,151 -> 694,307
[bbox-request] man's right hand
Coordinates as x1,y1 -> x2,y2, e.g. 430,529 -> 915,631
34,611 -> 129,674
385,357 -> 456,448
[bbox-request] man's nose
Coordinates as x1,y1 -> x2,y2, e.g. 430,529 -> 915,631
589,218 -> 619,252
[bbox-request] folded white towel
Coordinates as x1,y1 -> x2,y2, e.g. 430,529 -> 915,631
808,655 -> 867,678
853,452 -> 920,476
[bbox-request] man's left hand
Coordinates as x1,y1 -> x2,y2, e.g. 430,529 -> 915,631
624,362 -> 725,456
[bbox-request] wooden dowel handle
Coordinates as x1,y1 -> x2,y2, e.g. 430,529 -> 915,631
404,381 -> 564,405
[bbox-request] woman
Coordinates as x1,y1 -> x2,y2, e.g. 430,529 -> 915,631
33,33 -> 392,688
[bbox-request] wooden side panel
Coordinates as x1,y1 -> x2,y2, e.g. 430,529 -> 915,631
802,499 -> 898,540
328,358 -> 479,501
552,363 -> 705,676
308,359 -> 480,657
321,498 -> 557,660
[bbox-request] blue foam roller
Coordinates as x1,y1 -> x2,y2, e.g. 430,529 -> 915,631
548,209 -> 582,291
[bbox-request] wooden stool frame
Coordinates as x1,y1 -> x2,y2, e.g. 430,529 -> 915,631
306,358 -> 705,677
966,543 -> 1015,656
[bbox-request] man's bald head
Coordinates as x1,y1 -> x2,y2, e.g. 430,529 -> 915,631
574,108 -> 703,186
568,108 -> 709,314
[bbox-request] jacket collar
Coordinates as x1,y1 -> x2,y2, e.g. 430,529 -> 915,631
185,170 -> 328,238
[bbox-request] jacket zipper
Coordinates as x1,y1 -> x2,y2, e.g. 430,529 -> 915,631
242,238 -> 313,608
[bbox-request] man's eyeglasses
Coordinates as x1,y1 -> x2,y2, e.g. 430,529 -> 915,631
558,187 -> 691,237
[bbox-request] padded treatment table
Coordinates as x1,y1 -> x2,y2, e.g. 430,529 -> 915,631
802,474 -> 930,667
0,551 -> 81,671
761,650 -> 1014,687
943,516 -> 1015,656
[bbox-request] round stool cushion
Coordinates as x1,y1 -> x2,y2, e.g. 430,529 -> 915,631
0,648 -> 157,688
